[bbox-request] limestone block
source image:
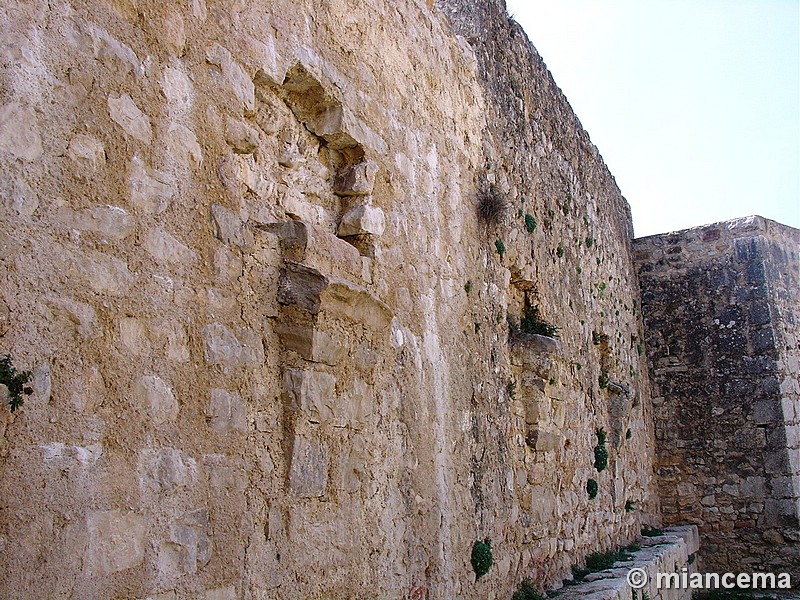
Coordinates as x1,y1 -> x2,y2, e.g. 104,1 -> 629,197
1,176 -> 38,216
288,436 -> 328,498
207,388 -> 247,433
165,124 -> 203,167
161,66 -> 194,106
274,324 -> 345,366
130,156 -> 174,214
85,510 -> 147,575
246,534 -> 283,590
140,447 -> 198,493
523,397 -> 548,425
43,296 -> 100,338
205,588 -> 236,600
341,433 -> 368,491
525,428 -> 563,452
278,263 -> 392,329
0,102 -> 43,160
169,509 -> 212,574
211,202 -> 254,250
238,31 -> 285,86
119,317 -> 148,355
150,320 -> 190,363
333,160 -> 378,196
202,323 -> 264,368
284,368 -> 337,424
225,116 -> 260,153
132,374 -> 179,425
203,454 -> 248,490
143,227 -> 197,266
40,442 -> 103,467
338,204 -> 386,237
80,20 -> 142,74
160,9 -> 186,56
262,220 -> 363,280
0,298 -> 8,336
108,93 -> 152,143
55,205 -> 135,240
67,134 -> 106,170
70,250 -> 134,296
206,44 -> 255,112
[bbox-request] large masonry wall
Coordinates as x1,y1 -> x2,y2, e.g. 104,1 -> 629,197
0,0 -> 658,598
635,216 -> 800,581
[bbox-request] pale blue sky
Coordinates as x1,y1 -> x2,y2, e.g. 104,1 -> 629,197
505,0 -> 800,238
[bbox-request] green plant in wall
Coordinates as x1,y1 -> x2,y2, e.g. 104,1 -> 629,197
556,245 -> 565,258
524,213 -> 537,233
464,280 -> 472,294
507,379 -> 517,399
585,236 -> 595,248
519,303 -> 559,338
625,500 -> 635,512
512,578 -> 544,600
641,525 -> 664,537
0,354 -> 32,412
471,539 -> 493,579
626,428 -> 633,440
594,428 -> 608,472
598,373 -> 609,389
495,239 -> 506,257
587,478 -> 598,499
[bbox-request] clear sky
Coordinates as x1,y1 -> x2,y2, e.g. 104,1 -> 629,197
505,0 -> 800,238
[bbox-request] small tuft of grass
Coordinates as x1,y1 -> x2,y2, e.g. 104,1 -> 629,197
495,239 -> 506,257
587,478 -> 598,499
477,185 -> 507,225
524,213 -> 537,233
511,578 -> 544,600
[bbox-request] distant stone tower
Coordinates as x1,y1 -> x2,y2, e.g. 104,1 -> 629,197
635,216 -> 800,580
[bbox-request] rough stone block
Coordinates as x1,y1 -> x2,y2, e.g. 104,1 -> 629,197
86,510 -> 147,575
132,374 -> 180,425
225,116 -> 260,153
288,436 -> 328,498
203,454 -> 248,490
278,263 -> 392,329
130,156 -> 174,214
205,44 -> 255,112
169,509 -> 212,574
753,400 -> 782,425
202,323 -> 264,368
44,296 -> 100,339
525,428 -> 562,452
262,220 -> 363,280
140,447 -> 198,493
284,368 -> 337,424
274,324 -> 345,366
333,160 -> 378,196
67,133 -> 106,170
143,227 -> 197,266
211,202 -> 254,250
108,93 -> 152,143
0,102 -> 43,160
207,388 -> 247,433
338,204 -> 386,237
55,204 -> 135,240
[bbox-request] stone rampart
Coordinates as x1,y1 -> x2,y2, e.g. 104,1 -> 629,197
635,216 -> 800,583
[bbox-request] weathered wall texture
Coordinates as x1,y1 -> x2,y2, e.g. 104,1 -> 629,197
0,0 -> 660,597
635,216 -> 800,581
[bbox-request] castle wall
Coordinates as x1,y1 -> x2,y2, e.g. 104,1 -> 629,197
0,0 -> 658,597
635,216 -> 800,581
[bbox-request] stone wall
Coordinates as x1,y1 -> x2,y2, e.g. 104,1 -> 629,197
635,216 -> 800,581
0,0 -> 660,598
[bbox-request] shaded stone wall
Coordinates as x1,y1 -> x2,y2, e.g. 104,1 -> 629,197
635,216 -> 800,581
0,0 -> 659,597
